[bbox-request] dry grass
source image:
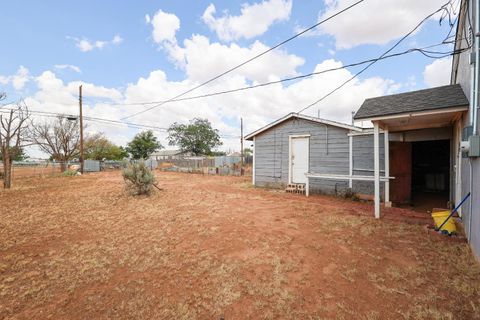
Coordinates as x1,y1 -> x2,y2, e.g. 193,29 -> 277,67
0,171 -> 479,319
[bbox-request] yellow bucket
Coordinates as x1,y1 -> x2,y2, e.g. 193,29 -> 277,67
431,211 -> 457,234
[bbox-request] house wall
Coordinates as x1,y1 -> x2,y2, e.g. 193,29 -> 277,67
454,0 -> 480,260
253,118 -> 385,196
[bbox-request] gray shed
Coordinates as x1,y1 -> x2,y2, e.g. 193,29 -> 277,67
244,113 -> 384,196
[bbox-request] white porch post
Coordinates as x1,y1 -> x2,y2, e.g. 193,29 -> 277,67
374,122 -> 381,218
306,176 -> 310,197
384,127 -> 391,207
252,137 -> 256,185
349,135 -> 353,188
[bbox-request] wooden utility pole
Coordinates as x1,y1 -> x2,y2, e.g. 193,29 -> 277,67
79,85 -> 84,174
240,117 -> 244,176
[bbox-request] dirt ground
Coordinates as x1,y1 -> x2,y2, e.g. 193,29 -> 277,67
1,171 -> 479,319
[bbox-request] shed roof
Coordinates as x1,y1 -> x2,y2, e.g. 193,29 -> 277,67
354,84 -> 469,120
244,112 -> 362,141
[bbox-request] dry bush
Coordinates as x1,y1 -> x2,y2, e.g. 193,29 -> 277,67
122,161 -> 156,195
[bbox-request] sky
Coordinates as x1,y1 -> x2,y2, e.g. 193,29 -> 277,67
0,0 -> 459,158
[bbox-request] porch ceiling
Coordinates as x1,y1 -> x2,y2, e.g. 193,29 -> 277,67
372,107 -> 467,132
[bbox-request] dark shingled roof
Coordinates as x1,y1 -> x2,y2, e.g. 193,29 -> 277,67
354,84 -> 469,120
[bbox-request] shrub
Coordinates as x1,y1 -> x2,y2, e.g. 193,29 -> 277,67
122,161 -> 156,195
62,169 -> 78,176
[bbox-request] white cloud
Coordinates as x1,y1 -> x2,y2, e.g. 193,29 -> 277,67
67,34 -> 123,52
112,35 -> 123,45
318,0 -> 447,49
54,64 -> 82,73
202,0 -> 292,41
12,66 -> 31,90
0,75 -> 9,85
0,66 -> 31,90
423,57 -> 452,87
148,10 -> 180,44
145,9 -> 302,81
22,17 -> 400,159
177,35 -> 304,83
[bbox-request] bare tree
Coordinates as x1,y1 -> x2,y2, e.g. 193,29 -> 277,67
30,116 -> 80,172
0,100 -> 30,188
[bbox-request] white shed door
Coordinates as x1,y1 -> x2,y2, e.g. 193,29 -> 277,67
291,137 -> 309,184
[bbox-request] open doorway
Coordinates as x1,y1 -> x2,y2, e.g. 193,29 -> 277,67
411,140 -> 450,211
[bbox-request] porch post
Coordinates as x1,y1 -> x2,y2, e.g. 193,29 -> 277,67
252,137 -> 256,185
384,126 -> 391,207
374,122 -> 381,218
349,135 -> 353,188
306,176 -> 310,197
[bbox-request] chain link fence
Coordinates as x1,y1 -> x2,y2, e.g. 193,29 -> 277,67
157,155 -> 252,176
0,155 -> 253,181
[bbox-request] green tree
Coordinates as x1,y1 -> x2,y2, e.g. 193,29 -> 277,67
126,130 -> 162,160
167,118 -> 222,156
84,133 -> 128,160
0,146 -> 26,161
243,148 -> 253,156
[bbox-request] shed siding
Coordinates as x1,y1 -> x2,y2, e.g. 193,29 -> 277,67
352,134 -> 385,196
254,118 -> 350,194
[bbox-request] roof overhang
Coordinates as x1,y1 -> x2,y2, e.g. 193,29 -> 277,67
244,112 -> 362,140
358,106 -> 468,132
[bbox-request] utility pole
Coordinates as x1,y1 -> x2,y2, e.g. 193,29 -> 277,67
79,85 -> 84,174
240,117 -> 244,176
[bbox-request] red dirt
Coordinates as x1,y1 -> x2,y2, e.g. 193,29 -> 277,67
0,171 -> 479,319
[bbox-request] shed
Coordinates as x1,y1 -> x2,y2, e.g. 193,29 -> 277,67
244,113 -> 374,195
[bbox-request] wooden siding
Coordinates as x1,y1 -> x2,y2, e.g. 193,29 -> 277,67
352,134 -> 385,196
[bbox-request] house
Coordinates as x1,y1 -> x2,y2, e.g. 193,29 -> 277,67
246,0 -> 479,260
348,0 -> 479,258
450,0 -> 480,259
150,149 -> 190,161
245,113 -> 387,197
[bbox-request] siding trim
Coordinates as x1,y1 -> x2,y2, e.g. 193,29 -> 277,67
245,113 -> 362,140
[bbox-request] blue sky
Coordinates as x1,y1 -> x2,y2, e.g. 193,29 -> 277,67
0,0 -> 457,156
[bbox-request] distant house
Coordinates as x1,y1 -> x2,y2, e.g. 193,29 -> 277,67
150,150 -> 190,161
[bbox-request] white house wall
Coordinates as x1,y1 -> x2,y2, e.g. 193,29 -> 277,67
453,0 -> 480,260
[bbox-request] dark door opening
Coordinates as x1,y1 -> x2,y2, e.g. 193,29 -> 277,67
411,140 -> 450,211
390,142 -> 412,204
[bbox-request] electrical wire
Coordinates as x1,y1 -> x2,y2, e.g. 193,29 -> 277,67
297,0 -> 456,114
77,41 -> 464,108
120,0 -> 366,120
0,109 -> 240,138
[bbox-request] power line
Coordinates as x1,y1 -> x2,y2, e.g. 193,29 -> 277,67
0,109 -> 239,139
121,0 -> 366,120
2,44 -> 466,136
76,40 -> 462,108
297,0 -> 455,114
